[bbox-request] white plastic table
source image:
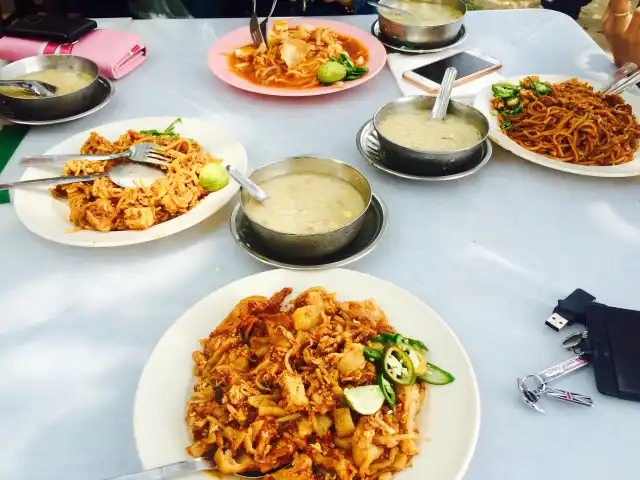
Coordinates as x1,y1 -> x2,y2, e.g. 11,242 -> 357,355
1,10 -> 639,480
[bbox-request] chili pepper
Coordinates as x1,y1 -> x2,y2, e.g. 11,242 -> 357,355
383,345 -> 416,386
378,371 -> 396,406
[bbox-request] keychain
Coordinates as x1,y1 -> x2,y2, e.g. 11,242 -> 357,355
516,331 -> 594,414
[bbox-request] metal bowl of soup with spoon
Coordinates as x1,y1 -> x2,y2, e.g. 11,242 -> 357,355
373,67 -> 489,170
239,156 -> 372,259
376,0 -> 466,48
0,55 -> 101,120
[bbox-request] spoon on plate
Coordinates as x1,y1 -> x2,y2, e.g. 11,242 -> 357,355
366,1 -> 417,17
0,163 -> 165,191
226,165 -> 269,202
0,79 -> 58,98
431,67 -> 457,120
102,453 -> 288,480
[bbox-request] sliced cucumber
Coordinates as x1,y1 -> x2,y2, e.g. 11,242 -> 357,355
344,385 -> 385,415
419,363 -> 456,385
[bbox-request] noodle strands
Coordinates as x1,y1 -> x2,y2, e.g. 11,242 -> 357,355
491,76 -> 640,166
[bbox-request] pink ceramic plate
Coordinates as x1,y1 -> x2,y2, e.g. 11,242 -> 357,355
207,18 -> 387,97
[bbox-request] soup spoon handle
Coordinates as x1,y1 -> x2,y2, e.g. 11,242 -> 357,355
103,457 -> 211,480
0,173 -> 104,190
21,152 -> 123,166
431,67 -> 457,120
366,1 -> 415,16
226,165 -> 269,202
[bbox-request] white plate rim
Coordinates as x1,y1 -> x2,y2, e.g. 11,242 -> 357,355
12,116 -> 248,247
133,268 -> 481,480
473,74 -> 640,177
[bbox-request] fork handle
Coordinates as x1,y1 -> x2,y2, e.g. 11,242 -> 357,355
267,0 -> 278,17
0,173 -> 104,191
20,153 -> 124,166
103,458 -> 211,480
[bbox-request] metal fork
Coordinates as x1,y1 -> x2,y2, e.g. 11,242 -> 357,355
19,142 -> 171,168
250,0 -> 264,47
599,62 -> 640,95
259,0 -> 279,46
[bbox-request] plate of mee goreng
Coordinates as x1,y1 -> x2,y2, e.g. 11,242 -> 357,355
473,74 -> 640,177
207,18 -> 387,97
12,117 -> 248,247
133,269 -> 480,480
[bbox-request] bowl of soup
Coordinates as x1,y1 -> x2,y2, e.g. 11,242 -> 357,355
378,0 -> 466,48
240,156 -> 372,258
0,55 -> 100,120
373,95 -> 489,170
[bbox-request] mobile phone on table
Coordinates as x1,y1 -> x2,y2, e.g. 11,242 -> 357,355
5,15 -> 97,43
402,50 -> 502,93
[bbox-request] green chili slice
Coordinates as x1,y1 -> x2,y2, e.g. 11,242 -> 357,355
418,363 -> 456,385
364,346 -> 383,362
378,371 -> 396,406
492,82 -> 519,99
383,345 -> 415,386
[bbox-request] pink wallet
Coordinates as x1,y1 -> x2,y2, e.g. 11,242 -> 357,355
0,28 -> 147,79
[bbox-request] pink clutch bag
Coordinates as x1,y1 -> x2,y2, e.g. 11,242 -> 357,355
0,29 -> 147,79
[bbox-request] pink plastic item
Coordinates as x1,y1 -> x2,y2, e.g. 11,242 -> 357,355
0,28 -> 147,79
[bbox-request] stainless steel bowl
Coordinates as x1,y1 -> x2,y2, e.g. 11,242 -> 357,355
240,156 -> 372,259
372,95 -> 489,171
0,55 -> 100,120
378,0 -> 466,48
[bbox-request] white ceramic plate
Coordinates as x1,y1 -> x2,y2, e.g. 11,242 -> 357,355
473,74 -> 640,177
133,269 -> 480,480
12,117 -> 248,247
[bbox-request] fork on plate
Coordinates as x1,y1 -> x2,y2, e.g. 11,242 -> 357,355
250,0 -> 278,47
19,142 -> 171,168
598,62 -> 640,95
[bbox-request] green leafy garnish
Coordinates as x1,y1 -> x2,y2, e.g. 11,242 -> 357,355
140,118 -> 182,137
322,53 -> 368,84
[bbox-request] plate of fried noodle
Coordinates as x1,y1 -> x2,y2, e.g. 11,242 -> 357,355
12,117 -> 248,247
207,19 -> 387,97
473,75 -> 640,177
134,269 -> 480,480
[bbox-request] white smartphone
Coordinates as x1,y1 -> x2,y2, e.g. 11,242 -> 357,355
402,50 -> 502,93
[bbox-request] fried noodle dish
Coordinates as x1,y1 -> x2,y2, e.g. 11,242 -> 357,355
51,119 -> 223,232
186,287 -> 452,480
491,76 -> 640,166
230,20 -> 369,89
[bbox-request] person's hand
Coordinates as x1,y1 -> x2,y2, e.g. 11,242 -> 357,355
603,0 -> 640,66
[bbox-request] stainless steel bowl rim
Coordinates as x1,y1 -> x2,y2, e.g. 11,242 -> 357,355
229,192 -> 388,271
372,96 -> 490,156
378,0 -> 467,27
0,55 -> 99,101
240,155 -> 373,238
0,76 -> 114,125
